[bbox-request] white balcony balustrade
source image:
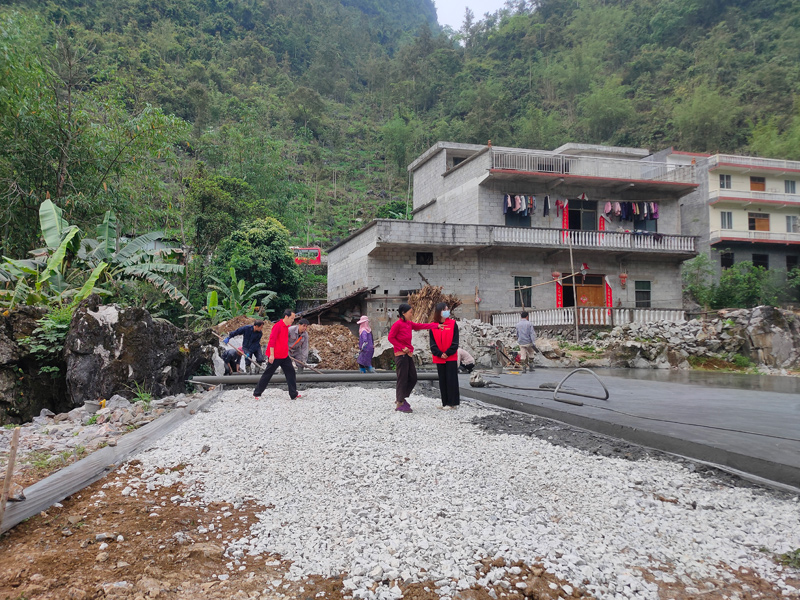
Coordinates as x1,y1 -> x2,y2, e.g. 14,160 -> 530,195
490,307 -> 686,328
491,150 -> 696,184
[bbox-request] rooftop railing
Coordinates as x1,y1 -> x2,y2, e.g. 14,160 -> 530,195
491,150 -> 696,183
707,154 -> 800,172
709,189 -> 800,204
490,307 -> 687,327
710,229 -> 800,244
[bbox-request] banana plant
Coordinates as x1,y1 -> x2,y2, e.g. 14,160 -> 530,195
80,208 -> 192,308
208,267 -> 276,318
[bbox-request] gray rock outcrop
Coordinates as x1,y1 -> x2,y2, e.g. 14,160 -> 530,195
63,295 -> 217,407
0,306 -> 70,424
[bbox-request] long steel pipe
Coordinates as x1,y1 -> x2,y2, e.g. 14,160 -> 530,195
190,372 -> 440,385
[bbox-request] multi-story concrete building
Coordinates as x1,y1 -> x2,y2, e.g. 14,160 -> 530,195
327,142 -> 699,333
658,150 -> 800,276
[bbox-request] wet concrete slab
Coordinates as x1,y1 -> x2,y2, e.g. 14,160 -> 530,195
460,368 -> 800,489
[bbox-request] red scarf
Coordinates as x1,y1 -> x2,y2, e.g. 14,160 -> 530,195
431,319 -> 457,364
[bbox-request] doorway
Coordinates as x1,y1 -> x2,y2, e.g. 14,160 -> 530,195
562,274 -> 605,307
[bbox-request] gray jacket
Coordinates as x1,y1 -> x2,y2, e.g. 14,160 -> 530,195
515,319 -> 536,345
287,325 -> 309,362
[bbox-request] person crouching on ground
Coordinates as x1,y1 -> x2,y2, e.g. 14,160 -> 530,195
429,302 -> 460,410
253,309 -> 302,401
457,347 -> 475,374
288,318 -> 310,372
357,315 -> 376,373
222,346 -> 244,375
387,303 -> 441,413
224,320 -> 266,372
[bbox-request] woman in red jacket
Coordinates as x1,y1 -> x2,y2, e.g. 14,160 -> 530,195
429,302 -> 460,410
388,303 -> 440,413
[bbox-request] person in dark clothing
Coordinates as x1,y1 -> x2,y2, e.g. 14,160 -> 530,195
224,321 -> 266,369
221,347 -> 244,375
253,310 -> 302,401
429,302 -> 460,409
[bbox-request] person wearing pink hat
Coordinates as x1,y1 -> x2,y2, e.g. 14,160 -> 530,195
357,315 -> 375,373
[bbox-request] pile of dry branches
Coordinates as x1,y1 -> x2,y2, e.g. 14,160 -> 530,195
409,285 -> 462,323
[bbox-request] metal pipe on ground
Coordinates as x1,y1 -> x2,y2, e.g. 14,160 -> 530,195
190,372 -> 440,385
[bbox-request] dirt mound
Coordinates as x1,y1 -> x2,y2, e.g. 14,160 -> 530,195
308,324 -> 358,370
213,316 -> 270,336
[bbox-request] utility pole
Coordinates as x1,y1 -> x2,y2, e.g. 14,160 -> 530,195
568,235 -> 579,343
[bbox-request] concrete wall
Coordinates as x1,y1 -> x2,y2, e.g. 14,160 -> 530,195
327,225 -> 377,299
354,242 -> 685,331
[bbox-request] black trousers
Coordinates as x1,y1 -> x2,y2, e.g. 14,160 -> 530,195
395,354 -> 417,403
253,356 -> 298,399
436,361 -> 460,406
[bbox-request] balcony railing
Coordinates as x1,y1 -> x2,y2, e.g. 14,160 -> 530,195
492,227 -> 696,253
708,154 -> 800,173
710,229 -> 800,244
490,307 -> 686,328
491,150 -> 696,183
709,189 -> 800,205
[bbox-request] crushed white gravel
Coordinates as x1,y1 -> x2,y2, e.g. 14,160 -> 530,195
133,387 -> 800,599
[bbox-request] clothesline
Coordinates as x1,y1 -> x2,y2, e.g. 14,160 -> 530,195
507,270 -> 586,292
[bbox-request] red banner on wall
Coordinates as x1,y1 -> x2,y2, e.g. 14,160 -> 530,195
604,275 -> 613,315
556,281 -> 563,308
561,199 -> 569,242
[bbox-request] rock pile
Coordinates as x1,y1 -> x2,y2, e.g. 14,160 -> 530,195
0,392 -> 202,489
592,306 -> 800,371
135,387 -> 800,600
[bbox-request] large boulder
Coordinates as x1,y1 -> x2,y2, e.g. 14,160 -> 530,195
0,306 -> 71,424
64,295 -> 217,406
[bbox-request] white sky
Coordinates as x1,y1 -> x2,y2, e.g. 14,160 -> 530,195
435,0 -> 509,30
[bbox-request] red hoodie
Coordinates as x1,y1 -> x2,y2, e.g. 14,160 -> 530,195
267,319 -> 290,359
388,318 -> 438,355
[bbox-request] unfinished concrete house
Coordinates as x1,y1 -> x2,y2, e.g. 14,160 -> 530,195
327,142 -> 699,334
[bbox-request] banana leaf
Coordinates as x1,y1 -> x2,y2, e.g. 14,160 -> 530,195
74,261 -> 108,303
39,198 -> 69,249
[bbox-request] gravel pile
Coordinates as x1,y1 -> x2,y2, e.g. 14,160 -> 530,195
135,388 -> 800,599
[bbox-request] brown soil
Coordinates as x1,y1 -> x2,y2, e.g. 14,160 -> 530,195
212,319 -> 360,370
1,465 -> 595,600
307,324 -> 359,370
3,463 -> 797,600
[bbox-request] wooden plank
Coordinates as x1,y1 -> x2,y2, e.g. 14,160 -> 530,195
0,388 -> 225,534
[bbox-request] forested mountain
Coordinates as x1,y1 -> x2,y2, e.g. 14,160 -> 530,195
2,0 -> 799,309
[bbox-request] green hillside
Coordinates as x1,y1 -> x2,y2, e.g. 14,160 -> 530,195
2,0 -> 799,310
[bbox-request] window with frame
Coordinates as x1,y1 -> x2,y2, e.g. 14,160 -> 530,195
634,219 -> 657,232
719,174 -> 732,189
752,254 -> 769,269
416,252 -> 433,265
787,215 -> 799,233
786,180 -> 797,194
720,252 -> 734,269
750,176 -> 766,191
787,255 -> 799,272
748,212 -> 769,232
720,211 -> 733,229
634,281 -> 651,308
513,276 -> 532,308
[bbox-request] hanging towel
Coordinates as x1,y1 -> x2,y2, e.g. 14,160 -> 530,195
543,195 -> 550,216
503,194 -> 511,214
513,195 -> 521,212
604,201 -> 612,215
614,202 -> 621,217
530,195 -> 536,212
652,202 -> 659,219
555,199 -> 564,217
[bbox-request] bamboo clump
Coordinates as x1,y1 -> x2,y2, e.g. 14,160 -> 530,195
408,285 -> 462,323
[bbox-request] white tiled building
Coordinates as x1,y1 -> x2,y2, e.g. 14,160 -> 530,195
660,150 -> 800,275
